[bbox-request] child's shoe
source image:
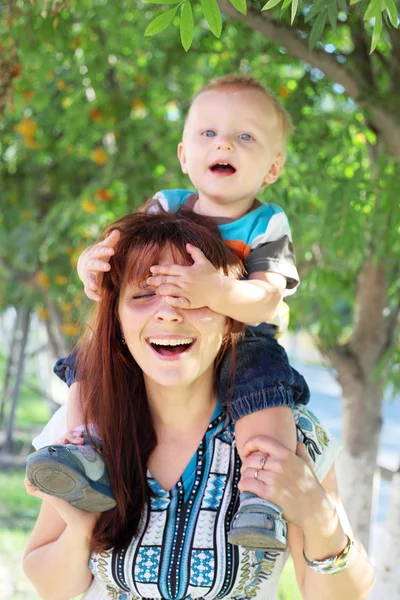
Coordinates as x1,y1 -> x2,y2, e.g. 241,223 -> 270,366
26,436 -> 116,512
228,492 -> 287,551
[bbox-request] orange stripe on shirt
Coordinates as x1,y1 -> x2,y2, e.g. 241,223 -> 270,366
225,239 -> 251,260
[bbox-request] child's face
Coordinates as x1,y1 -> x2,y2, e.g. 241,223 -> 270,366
178,87 -> 285,209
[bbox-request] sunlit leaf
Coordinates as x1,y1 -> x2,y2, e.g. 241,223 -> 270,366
144,0 -> 182,4
180,0 -> 194,51
370,10 -> 382,53
291,0 -> 298,23
385,0 -> 399,28
261,0 -> 282,11
201,0 -> 222,37
228,0 -> 247,16
144,5 -> 179,36
364,0 -> 382,21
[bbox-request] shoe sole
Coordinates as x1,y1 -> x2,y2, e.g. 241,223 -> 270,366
26,456 -> 116,512
228,527 -> 287,552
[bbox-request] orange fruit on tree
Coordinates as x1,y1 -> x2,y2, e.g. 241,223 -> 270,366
96,188 -> 113,201
91,148 -> 108,165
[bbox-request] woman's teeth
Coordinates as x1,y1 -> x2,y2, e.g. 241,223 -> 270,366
149,338 -> 193,346
149,338 -> 194,356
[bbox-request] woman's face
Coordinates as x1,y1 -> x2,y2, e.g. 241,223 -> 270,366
118,246 -> 228,390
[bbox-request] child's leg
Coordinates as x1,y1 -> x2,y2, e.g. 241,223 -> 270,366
234,406 -> 297,461
26,376 -> 115,512
219,324 -> 309,551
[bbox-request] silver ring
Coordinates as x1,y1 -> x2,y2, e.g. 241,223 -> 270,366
254,469 -> 260,480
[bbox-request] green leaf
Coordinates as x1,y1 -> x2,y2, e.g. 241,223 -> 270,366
291,0 -> 298,23
370,11 -> 383,53
337,0 -> 347,12
180,0 -> 194,51
144,5 -> 179,35
327,1 -> 338,30
364,0 -> 382,21
304,0 -> 325,23
144,0 -> 181,4
385,0 -> 399,28
228,0 -> 247,15
309,10 -> 327,49
281,0 -> 291,10
261,0 -> 282,11
201,0 -> 222,37
349,0 -> 362,4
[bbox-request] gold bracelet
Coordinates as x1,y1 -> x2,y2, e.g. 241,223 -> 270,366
303,535 -> 354,575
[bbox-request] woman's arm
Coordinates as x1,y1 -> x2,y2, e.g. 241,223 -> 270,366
23,484 -> 96,600
289,463 -> 375,600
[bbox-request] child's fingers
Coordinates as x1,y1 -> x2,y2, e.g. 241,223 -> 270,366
147,275 -> 179,287
165,296 -> 190,309
89,245 -> 115,259
185,244 -> 207,263
102,229 -> 120,247
84,284 -> 102,302
150,264 -> 186,276
87,259 -> 112,273
155,284 -> 184,297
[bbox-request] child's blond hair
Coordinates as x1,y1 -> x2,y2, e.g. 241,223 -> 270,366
186,74 -> 294,152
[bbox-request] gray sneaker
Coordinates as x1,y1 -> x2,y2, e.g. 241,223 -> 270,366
228,492 -> 287,551
26,436 -> 116,512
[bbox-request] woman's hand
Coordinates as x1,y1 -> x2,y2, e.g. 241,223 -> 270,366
25,430 -> 100,539
239,436 -> 336,534
24,479 -> 100,539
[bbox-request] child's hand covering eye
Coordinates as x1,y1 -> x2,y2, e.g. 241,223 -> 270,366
77,230 -> 120,301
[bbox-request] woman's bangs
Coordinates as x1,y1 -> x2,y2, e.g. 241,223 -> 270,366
124,241 -> 191,287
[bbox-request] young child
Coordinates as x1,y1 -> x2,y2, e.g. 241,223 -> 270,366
26,74 -> 309,552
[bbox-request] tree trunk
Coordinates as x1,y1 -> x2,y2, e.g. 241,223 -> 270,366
4,307 -> 31,453
327,260 -> 388,550
43,297 -> 72,358
370,470 -> 400,599
0,309 -> 21,427
335,384 -> 382,550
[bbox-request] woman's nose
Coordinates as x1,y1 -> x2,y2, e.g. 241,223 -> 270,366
155,297 -> 183,322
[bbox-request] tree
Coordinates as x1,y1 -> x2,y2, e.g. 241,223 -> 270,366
1,0 -> 400,565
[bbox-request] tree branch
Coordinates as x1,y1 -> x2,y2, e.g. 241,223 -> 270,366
218,0 -> 364,95
218,0 -> 400,163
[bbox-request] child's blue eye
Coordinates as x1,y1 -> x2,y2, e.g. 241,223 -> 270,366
202,130 -> 216,137
239,133 -> 254,141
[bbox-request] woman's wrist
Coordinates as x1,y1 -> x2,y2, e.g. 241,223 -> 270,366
301,502 -> 348,563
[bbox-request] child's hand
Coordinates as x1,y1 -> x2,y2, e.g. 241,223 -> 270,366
147,244 -> 224,309
55,429 -> 85,445
77,230 -> 120,301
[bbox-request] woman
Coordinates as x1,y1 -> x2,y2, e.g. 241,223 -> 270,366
23,210 -> 374,600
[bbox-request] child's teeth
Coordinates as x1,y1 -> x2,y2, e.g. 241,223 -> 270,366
149,338 -> 193,346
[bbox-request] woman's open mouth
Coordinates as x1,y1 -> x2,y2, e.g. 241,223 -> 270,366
147,337 -> 196,358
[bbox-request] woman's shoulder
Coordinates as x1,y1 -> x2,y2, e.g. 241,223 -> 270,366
292,405 -> 343,481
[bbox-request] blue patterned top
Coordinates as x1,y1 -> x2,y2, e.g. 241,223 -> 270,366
83,405 -> 342,600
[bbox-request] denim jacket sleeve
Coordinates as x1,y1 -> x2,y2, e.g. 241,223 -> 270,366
53,348 -> 78,387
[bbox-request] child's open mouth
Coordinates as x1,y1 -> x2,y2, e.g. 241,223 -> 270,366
147,337 -> 195,357
210,162 -> 236,176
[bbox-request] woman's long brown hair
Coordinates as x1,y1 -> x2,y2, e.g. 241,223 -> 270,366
77,207 -> 245,553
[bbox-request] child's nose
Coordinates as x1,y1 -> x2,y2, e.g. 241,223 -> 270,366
216,137 -> 233,151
